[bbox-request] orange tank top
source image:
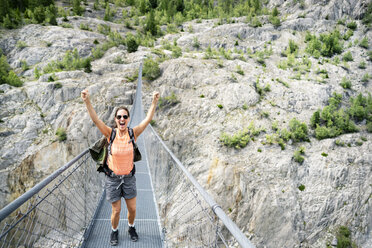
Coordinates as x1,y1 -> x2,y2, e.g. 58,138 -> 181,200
107,129 -> 134,175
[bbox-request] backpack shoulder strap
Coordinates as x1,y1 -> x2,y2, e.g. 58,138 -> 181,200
108,128 -> 116,155
128,127 -> 137,146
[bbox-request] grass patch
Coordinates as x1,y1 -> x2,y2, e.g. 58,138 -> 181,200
56,127 -> 67,141
220,122 -> 264,149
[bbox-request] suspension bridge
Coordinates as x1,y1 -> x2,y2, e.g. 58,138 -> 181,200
0,64 -> 255,248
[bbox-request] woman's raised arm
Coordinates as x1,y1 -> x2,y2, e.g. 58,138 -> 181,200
133,91 -> 160,138
81,89 -> 111,138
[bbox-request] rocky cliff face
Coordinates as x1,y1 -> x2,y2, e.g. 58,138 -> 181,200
0,0 -> 371,247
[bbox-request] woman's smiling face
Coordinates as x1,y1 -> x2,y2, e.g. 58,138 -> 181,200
115,109 -> 130,132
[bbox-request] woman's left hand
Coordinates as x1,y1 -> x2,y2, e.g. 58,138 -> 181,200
152,91 -> 160,103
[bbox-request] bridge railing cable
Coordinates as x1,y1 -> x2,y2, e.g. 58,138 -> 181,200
0,149 -> 102,247
144,125 -> 255,248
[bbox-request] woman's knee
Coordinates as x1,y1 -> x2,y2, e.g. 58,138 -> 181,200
126,198 -> 136,213
111,201 -> 121,215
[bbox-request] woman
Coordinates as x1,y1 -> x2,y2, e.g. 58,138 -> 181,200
81,89 -> 160,245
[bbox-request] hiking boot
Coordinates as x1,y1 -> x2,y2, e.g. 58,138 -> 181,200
110,230 -> 118,246
128,226 -> 138,242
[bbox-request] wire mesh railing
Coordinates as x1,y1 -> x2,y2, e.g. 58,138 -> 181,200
144,125 -> 254,248
0,150 -> 104,248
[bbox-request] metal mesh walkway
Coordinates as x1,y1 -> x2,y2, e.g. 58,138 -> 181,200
81,134 -> 163,247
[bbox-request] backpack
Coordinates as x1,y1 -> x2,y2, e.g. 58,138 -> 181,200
89,127 -> 141,175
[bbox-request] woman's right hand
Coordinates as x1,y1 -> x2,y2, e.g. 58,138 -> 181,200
81,89 -> 89,102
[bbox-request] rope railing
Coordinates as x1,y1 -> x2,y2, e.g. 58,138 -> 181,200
0,150 -> 103,247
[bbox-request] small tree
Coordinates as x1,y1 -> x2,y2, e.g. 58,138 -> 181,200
126,33 -> 139,53
143,57 -> 160,80
73,0 -> 84,16
145,10 -> 157,36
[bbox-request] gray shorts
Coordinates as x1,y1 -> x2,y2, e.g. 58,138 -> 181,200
105,175 -> 137,203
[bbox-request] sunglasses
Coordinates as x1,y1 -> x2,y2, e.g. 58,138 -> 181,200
116,115 -> 128,120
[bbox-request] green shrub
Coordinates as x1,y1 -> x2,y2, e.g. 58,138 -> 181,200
367,122 -> 372,133
5,71 -> 23,87
21,60 -> 29,71
336,226 -> 352,248
358,61 -> 366,69
158,92 -> 180,109
269,16 -> 280,27
61,23 -> 73,28
143,58 -> 160,80
166,23 -> 179,33
220,130 -> 250,149
346,21 -> 357,30
321,152 -> 328,157
363,1 -> 372,25
43,48 -> 92,74
73,0 -> 84,16
348,93 -> 372,121
112,56 -> 124,64
306,30 -> 343,58
34,66 -> 41,79
359,37 -> 368,49
126,33 -> 139,53
54,82 -> 62,89
144,10 -> 157,36
298,184 -> 305,191
192,37 -> 200,49
16,41 -> 28,49
56,127 -> 67,141
287,40 -> 299,56
343,29 -> 353,40
48,74 -> 56,82
342,51 -> 353,62
312,93 -> 371,139
337,19 -> 346,25
171,45 -> 182,58
0,55 -> 23,87
250,16 -> 262,28
289,118 -> 309,142
361,73 -> 370,82
97,24 -> 111,35
80,23 -> 91,31
217,104 -> 223,109
340,77 -> 351,89
44,4 -> 57,25
126,70 -> 138,82
104,3 -> 113,21
92,46 -> 105,59
220,123 -> 263,149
